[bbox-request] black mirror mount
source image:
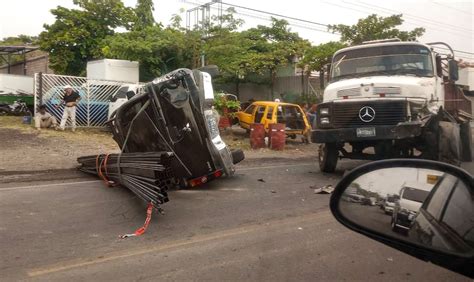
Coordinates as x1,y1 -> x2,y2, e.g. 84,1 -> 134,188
319,69 -> 325,89
330,159 -> 474,278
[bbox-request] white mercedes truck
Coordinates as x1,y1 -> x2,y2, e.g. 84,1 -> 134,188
313,39 -> 473,172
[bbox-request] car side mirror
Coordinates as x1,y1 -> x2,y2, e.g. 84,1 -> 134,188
330,159 -> 474,278
448,59 -> 459,81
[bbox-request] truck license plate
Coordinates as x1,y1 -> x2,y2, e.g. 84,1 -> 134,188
356,127 -> 376,137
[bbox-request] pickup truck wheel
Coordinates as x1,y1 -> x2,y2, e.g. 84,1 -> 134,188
0,108 -> 9,116
318,143 -> 338,173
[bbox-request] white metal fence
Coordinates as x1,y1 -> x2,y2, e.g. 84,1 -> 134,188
34,73 -> 142,127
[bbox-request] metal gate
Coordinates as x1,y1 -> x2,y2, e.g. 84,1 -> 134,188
34,73 -> 142,127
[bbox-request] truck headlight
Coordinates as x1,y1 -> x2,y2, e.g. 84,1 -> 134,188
320,108 -> 329,115
320,117 -> 330,124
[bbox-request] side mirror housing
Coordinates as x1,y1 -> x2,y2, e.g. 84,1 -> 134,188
330,159 -> 474,278
448,59 -> 459,81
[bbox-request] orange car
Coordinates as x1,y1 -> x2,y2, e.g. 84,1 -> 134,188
236,101 -> 311,140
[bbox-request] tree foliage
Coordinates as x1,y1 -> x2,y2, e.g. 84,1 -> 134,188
300,41 -> 346,74
102,26 -> 199,81
134,0 -> 155,30
38,0 -> 135,75
0,35 -> 38,46
328,14 -> 425,45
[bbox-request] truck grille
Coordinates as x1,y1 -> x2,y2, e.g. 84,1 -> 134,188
332,100 -> 407,128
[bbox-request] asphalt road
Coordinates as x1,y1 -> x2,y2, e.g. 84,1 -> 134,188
0,158 -> 470,281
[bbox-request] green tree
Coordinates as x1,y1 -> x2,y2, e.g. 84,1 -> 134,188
38,0 -> 135,75
243,18 -> 310,99
328,14 -> 425,45
102,26 -> 198,81
0,35 -> 38,46
300,41 -> 347,74
135,0 -> 155,30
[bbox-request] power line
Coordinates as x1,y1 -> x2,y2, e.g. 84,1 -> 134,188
356,0 -> 473,33
184,0 -> 337,34
430,1 -> 474,16
183,0 -> 473,57
323,0 -> 473,38
219,1 -> 329,28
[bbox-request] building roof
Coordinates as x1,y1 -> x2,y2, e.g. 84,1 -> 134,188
0,45 -> 39,55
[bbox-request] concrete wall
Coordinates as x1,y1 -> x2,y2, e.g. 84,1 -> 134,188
214,75 -> 321,103
0,74 -> 34,94
0,54 -> 53,76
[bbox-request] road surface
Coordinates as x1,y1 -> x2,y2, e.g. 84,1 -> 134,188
0,158 -> 470,281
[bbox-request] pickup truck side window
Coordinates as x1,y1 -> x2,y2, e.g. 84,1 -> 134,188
266,107 -> 274,119
255,106 -> 265,123
244,105 -> 256,114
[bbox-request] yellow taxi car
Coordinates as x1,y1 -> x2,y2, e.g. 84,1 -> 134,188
236,101 -> 311,140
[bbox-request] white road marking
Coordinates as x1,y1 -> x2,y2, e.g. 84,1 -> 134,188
237,162 -> 314,171
0,180 -> 101,192
1,162 -> 314,192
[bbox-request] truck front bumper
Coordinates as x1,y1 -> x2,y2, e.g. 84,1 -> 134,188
312,122 -> 422,143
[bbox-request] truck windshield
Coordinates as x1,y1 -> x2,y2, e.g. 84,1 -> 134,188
331,45 -> 434,81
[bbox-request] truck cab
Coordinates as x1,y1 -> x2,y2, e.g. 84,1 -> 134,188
313,39 -> 473,172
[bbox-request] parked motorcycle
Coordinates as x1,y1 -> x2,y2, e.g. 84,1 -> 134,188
0,99 -> 32,116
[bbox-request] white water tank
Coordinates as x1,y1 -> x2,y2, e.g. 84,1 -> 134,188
86,59 -> 139,83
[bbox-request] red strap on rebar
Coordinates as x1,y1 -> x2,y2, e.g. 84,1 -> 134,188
97,153 -> 116,187
119,202 -> 154,239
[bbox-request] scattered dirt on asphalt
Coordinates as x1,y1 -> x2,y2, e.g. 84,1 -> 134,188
0,117 -> 318,176
0,117 -> 119,173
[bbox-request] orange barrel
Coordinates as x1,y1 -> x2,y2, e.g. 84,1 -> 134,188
218,116 -> 231,130
269,123 -> 286,150
250,123 -> 265,149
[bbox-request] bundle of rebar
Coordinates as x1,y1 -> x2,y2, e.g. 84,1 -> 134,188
77,152 -> 175,208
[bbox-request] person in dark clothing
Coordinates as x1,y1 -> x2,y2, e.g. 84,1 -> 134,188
57,85 -> 81,131
306,104 -> 318,127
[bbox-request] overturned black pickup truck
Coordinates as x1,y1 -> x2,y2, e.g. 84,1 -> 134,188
78,67 -> 244,208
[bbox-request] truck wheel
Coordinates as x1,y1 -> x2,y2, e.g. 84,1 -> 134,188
318,143 -> 338,173
391,216 -> 401,233
460,122 -> 472,162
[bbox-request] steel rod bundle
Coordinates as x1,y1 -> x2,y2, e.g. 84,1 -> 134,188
77,152 -> 175,208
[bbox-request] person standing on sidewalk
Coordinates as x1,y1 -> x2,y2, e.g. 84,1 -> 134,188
57,85 -> 81,131
35,105 -> 57,130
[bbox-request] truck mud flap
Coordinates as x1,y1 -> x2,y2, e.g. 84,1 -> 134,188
439,121 -> 461,165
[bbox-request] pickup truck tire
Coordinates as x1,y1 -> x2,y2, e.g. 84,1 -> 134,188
319,143 -> 338,173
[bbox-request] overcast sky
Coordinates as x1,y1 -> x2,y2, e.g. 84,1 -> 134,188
1,0 -> 473,59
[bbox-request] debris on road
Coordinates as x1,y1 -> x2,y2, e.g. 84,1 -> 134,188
311,184 -> 334,194
77,68 -> 244,212
77,152 -> 175,206
258,178 -> 266,183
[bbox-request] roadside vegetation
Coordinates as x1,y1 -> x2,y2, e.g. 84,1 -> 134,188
2,0 -> 425,101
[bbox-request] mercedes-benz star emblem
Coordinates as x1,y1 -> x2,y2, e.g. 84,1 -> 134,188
359,106 -> 375,122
